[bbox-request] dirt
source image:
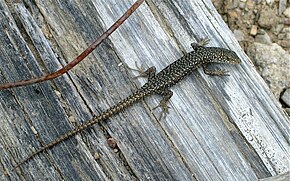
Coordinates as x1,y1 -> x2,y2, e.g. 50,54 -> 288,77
212,0 -> 290,111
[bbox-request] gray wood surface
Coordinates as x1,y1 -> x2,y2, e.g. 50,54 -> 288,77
0,0 -> 289,180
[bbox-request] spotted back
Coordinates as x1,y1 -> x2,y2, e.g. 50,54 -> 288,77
196,46 -> 241,64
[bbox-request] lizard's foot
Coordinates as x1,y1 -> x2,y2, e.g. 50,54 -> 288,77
152,100 -> 171,120
125,61 -> 148,79
191,38 -> 210,48
203,68 -> 230,76
197,38 -> 210,46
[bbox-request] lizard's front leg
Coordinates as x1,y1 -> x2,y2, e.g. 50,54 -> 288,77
202,64 -> 229,76
191,38 -> 210,49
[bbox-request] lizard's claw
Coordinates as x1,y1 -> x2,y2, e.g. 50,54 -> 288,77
125,61 -> 148,79
197,38 -> 210,46
191,38 -> 210,48
152,101 -> 171,120
203,68 -> 230,76
211,69 -> 230,76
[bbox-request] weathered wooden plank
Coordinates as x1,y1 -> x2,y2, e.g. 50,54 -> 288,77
149,0 -> 290,176
0,1 -> 109,180
0,0 -> 289,180
13,3 -> 137,180
259,171 -> 290,181
31,0 -> 194,180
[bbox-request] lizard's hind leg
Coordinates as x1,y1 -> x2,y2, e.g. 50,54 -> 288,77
152,89 -> 173,120
126,63 -> 172,120
191,38 -> 210,48
125,61 -> 156,79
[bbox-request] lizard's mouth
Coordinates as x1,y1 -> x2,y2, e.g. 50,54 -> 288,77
228,58 -> 241,64
226,51 -> 241,64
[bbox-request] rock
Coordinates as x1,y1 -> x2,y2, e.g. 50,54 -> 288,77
281,27 -> 290,34
281,89 -> 290,107
272,24 -> 284,35
255,29 -> 272,44
283,7 -> 290,18
228,10 -> 239,19
279,0 -> 287,15
265,0 -> 275,5
212,0 -> 224,10
239,2 -> 246,9
247,43 -> 290,98
233,29 -> 245,41
245,0 -> 255,10
258,7 -> 278,29
279,39 -> 290,48
278,27 -> 290,48
250,25 -> 258,36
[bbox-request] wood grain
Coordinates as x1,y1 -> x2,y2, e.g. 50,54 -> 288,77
0,0 -> 289,180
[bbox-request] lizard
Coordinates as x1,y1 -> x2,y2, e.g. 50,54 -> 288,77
12,39 -> 241,170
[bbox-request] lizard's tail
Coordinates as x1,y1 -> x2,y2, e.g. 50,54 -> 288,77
13,89 -> 150,170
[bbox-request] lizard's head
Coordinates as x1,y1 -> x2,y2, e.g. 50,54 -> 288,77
205,47 -> 241,65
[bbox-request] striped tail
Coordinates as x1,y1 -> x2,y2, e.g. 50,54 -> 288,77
13,89 -> 150,170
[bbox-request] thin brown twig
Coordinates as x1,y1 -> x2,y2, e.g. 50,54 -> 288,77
0,0 -> 144,90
